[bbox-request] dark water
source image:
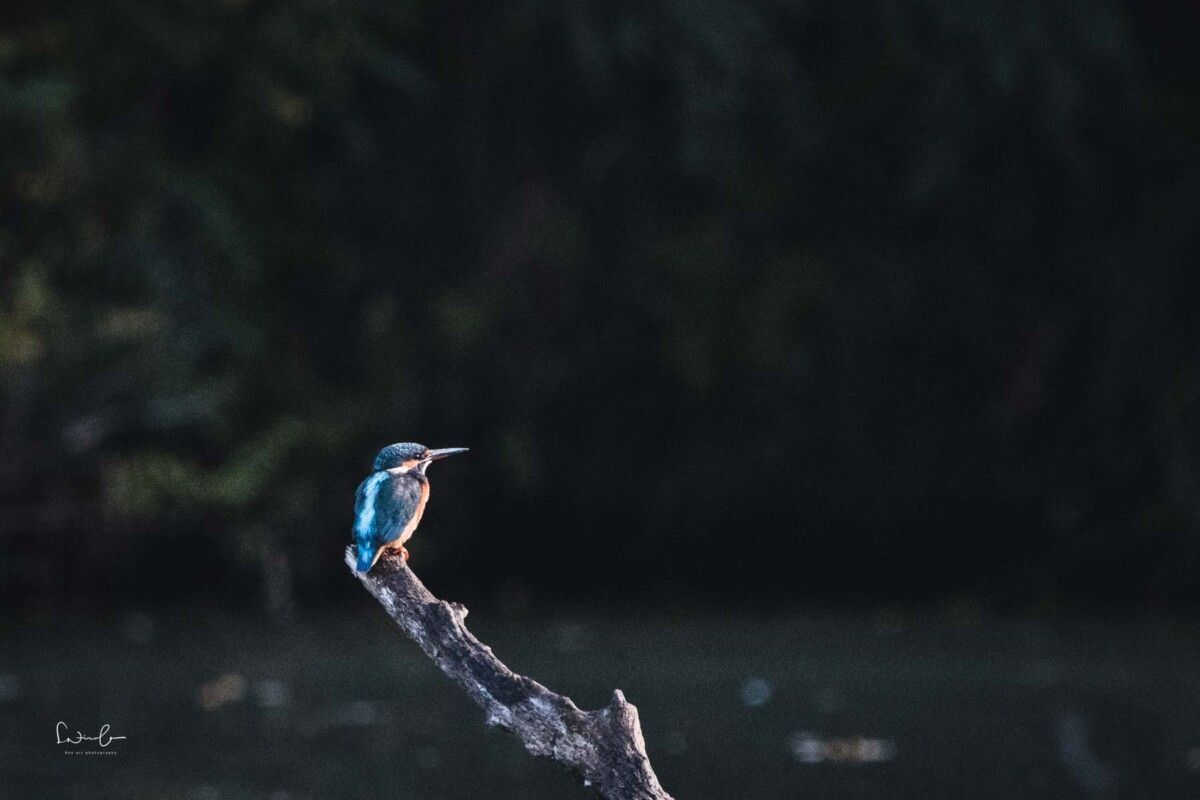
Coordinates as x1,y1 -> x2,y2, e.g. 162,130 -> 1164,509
2,608 -> 1198,799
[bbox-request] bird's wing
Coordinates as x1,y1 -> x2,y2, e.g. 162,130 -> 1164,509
353,472 -> 391,567
353,472 -> 423,569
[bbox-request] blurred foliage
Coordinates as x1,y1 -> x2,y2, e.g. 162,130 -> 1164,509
1,0 -> 1198,607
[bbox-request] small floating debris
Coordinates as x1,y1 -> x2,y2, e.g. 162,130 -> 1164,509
740,677 -> 773,708
789,731 -> 896,764
198,673 -> 246,711
253,679 -> 291,710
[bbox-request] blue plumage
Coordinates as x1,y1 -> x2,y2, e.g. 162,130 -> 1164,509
352,442 -> 468,571
353,469 -> 425,571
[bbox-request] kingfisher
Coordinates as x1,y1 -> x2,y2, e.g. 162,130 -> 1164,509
352,442 -> 468,572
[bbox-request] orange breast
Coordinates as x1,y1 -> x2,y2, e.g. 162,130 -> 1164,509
396,480 -> 430,545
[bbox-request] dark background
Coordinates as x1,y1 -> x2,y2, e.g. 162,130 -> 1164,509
2,2 -> 1200,799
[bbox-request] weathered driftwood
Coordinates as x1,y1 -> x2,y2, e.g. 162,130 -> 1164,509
345,548 -> 674,800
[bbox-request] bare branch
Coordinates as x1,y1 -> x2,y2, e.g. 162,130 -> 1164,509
345,548 -> 675,800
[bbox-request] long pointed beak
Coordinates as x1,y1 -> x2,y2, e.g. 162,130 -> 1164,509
427,447 -> 469,461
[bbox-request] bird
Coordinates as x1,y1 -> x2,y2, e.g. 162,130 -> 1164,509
353,442 -> 468,572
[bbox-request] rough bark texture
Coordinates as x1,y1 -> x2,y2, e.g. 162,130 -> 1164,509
345,548 -> 675,800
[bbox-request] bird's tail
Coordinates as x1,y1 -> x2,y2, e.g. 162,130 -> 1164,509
355,544 -> 378,573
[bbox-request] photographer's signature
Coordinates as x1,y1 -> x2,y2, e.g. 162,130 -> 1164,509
56,721 -> 126,751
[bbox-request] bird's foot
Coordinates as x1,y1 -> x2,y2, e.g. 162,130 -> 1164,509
399,546 -> 410,562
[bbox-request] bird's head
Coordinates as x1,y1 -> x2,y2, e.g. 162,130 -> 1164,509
372,442 -> 468,474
